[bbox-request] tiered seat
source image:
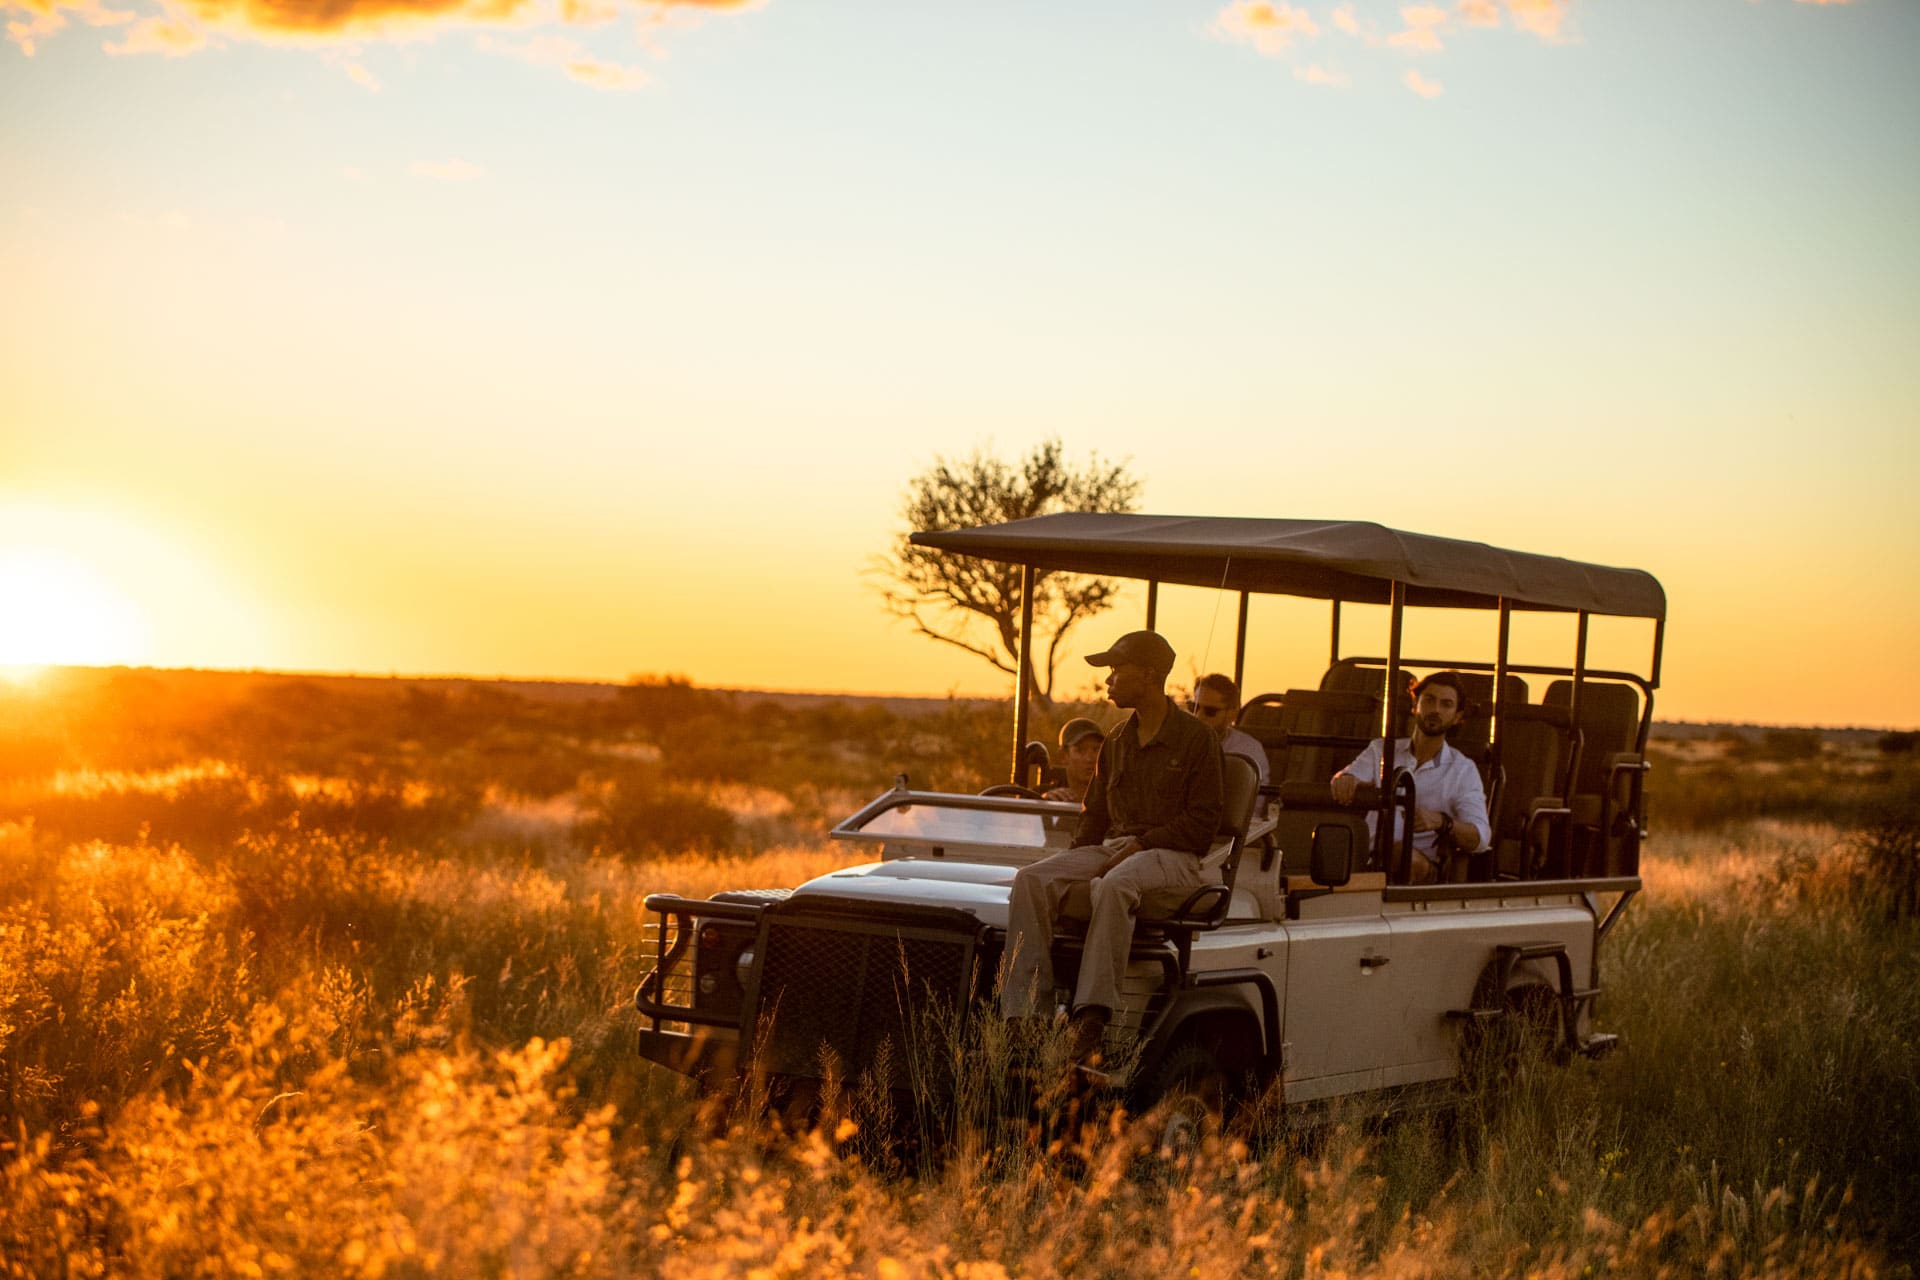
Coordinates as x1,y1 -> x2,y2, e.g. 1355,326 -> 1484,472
1544,680 -> 1645,877
1485,703 -> 1570,879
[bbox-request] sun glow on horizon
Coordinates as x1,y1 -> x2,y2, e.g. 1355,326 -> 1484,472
0,547 -> 150,668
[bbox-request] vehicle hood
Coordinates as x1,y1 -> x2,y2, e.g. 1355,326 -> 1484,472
793,858 -> 1014,928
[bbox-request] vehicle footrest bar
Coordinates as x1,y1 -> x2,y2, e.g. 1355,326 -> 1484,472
1578,1032 -> 1619,1058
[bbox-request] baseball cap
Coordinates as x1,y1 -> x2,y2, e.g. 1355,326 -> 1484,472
1084,630 -> 1176,675
1057,717 -> 1104,749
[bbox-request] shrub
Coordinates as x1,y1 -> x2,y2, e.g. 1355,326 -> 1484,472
573,773 -> 736,857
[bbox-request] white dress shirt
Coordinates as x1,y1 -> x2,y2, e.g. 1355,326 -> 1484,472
1338,736 -> 1490,867
1221,725 -> 1272,790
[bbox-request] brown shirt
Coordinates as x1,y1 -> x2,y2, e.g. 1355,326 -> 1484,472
1072,699 -> 1225,855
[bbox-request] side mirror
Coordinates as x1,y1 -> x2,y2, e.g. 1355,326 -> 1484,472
1310,823 -> 1354,888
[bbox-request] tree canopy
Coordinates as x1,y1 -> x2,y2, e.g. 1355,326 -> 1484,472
872,439 -> 1142,709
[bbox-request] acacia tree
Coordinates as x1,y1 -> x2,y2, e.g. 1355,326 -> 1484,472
873,439 -> 1142,710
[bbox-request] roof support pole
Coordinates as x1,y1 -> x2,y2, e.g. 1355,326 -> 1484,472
1571,609 -> 1590,727
1145,580 -> 1159,631
1233,590 -> 1250,691
1650,615 -> 1665,690
1492,598 -> 1512,755
1330,600 -> 1342,666
1012,563 -> 1036,784
1379,579 -> 1406,871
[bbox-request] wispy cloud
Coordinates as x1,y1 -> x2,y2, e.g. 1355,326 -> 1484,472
102,7 -> 203,55
1457,0 -> 1499,27
1388,4 -> 1449,53
6,0 -> 129,55
1295,63 -> 1350,87
4,0 -> 746,86
1405,68 -> 1444,98
1212,0 -> 1320,56
1504,0 -> 1573,41
476,31 -> 648,89
410,158 -> 485,182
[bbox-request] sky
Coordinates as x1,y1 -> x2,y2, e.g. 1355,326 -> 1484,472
2,0 -> 1916,727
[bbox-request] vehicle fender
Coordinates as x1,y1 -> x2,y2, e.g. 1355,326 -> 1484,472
1131,987 -> 1270,1103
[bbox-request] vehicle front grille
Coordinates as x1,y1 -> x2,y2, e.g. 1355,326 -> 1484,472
754,916 -> 976,1088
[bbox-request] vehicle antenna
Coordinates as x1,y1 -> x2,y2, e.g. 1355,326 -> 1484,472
1197,555 -> 1234,679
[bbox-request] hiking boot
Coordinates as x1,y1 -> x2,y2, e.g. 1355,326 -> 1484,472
1065,1007 -> 1110,1065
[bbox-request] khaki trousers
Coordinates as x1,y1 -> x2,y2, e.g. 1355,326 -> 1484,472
999,844 -> 1208,1018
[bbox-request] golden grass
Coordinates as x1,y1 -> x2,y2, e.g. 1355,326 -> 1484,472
0,673 -> 1914,1277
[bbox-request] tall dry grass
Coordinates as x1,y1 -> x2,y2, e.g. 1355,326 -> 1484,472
1,672 -> 1916,1275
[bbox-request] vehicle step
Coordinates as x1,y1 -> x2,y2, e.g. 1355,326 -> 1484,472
1445,1008 -> 1503,1023
1578,1033 -> 1620,1059
1567,987 -> 1600,1001
1501,941 -> 1569,962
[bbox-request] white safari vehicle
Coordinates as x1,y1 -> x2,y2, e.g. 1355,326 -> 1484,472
635,515 -> 1664,1119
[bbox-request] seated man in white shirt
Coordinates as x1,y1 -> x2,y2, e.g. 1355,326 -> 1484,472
1329,670 -> 1489,884
1190,673 -> 1272,792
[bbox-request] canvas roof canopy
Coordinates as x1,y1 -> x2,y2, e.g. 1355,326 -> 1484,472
911,514 -> 1666,620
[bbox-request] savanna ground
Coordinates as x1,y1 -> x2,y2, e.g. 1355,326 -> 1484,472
2,667 -> 1917,1277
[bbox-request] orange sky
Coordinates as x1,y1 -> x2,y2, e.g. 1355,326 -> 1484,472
3,0 -> 1916,727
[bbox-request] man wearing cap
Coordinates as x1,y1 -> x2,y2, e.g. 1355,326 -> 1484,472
1000,630 -> 1226,1064
1045,717 -> 1105,804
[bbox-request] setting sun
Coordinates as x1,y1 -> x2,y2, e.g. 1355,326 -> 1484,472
0,546 -> 149,669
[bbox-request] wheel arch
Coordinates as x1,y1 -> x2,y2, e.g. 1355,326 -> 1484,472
1131,989 -> 1270,1108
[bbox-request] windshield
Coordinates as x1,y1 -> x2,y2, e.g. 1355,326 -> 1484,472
833,791 -> 1072,854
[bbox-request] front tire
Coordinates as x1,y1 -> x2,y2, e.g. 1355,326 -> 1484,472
1145,1041 -> 1231,1156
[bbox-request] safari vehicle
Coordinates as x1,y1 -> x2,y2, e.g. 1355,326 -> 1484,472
635,515 -> 1664,1120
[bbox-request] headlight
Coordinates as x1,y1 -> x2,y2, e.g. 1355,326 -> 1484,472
736,948 -> 756,988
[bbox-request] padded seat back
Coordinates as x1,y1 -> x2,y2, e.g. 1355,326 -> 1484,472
1544,681 -> 1641,795
1319,660 -> 1413,737
1236,693 -> 1286,790
1446,673 -> 1529,781
1488,703 -> 1569,868
1275,689 -> 1380,786
1220,751 -> 1260,846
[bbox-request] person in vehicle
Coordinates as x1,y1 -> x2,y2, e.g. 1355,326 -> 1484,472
1190,673 -> 1271,792
1001,630 -> 1226,1064
1329,670 -> 1489,884
1045,717 -> 1105,804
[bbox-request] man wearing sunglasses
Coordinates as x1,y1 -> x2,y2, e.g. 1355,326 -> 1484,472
1190,673 -> 1271,793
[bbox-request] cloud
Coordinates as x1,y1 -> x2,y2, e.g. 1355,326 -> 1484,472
410,158 -> 485,181
1405,68 -> 1444,97
5,0 -> 749,84
562,53 -> 645,88
1388,4 -> 1448,52
1504,0 -> 1572,41
6,0 -> 130,55
476,30 -> 646,88
103,6 -> 203,53
1457,0 -> 1499,26
1212,0 -> 1319,56
1295,62 -> 1349,87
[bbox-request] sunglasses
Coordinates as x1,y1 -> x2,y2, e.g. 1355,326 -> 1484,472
1190,702 -> 1232,717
